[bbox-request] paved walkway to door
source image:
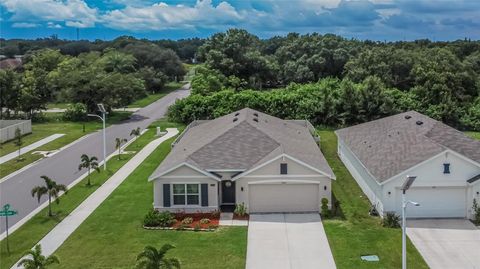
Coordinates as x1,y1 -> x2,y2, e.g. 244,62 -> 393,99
246,213 -> 336,269
407,219 -> 480,269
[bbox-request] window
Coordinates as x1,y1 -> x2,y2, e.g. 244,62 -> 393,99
173,184 -> 200,205
280,163 -> 288,174
443,163 -> 450,174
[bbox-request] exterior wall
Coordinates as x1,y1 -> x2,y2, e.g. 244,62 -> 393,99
0,120 -> 32,143
235,157 -> 332,213
382,151 -> 480,218
337,138 -> 384,214
152,165 -> 219,213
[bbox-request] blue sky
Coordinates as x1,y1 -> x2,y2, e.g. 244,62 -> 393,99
1,0 -> 480,41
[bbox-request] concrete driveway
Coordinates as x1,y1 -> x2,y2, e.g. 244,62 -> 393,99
246,213 -> 336,269
407,219 -> 480,269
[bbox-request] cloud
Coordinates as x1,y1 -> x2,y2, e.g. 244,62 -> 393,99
47,22 -> 63,28
12,22 -> 39,28
0,0 -> 98,28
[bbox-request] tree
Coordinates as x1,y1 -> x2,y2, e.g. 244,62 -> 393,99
130,127 -> 141,139
14,127 -> 23,160
135,244 -> 180,269
18,244 -> 60,269
0,69 -> 20,118
78,154 -> 100,186
31,175 -> 68,217
115,137 -> 128,160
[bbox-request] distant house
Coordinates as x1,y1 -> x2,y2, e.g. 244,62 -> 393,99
149,108 -> 335,213
0,57 -> 22,70
336,111 -> 480,219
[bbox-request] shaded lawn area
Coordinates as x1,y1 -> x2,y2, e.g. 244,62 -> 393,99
0,124 -> 169,268
465,131 -> 480,140
127,82 -> 185,108
318,130 -> 428,269
0,112 -> 131,178
46,103 -> 71,109
49,131 -> 247,269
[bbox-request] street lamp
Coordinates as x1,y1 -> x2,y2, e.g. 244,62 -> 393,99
87,104 -> 107,170
401,175 -> 420,269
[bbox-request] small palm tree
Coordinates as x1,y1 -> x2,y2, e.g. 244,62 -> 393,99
136,244 -> 180,269
115,137 -> 127,160
14,127 -> 23,160
18,244 -> 59,269
31,176 -> 68,217
130,127 -> 141,138
78,154 -> 100,186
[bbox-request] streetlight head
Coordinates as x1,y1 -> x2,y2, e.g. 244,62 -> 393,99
97,103 -> 106,113
401,175 -> 417,192
413,202 -> 420,206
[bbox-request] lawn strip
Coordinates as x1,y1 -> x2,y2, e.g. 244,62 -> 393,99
127,82 -> 185,108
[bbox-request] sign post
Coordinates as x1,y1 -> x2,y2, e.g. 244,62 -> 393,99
0,204 -> 18,253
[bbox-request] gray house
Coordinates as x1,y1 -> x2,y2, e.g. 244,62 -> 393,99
149,108 -> 335,213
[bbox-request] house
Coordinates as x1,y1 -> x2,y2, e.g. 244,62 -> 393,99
148,108 -> 335,213
336,111 -> 480,219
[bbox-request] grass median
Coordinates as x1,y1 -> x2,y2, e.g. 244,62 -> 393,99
0,122 -> 167,268
127,82 -> 185,108
318,130 -> 428,269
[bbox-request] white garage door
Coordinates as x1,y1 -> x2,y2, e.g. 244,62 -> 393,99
396,187 -> 466,218
249,183 -> 319,213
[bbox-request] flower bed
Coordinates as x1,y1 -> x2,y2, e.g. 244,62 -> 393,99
143,211 -> 220,231
233,213 -> 249,221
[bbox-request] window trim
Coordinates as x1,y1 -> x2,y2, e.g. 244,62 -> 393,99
171,183 -> 201,206
280,163 -> 288,175
443,163 -> 451,174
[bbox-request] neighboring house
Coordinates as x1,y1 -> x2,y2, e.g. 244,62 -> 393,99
336,111 -> 480,219
0,57 -> 22,70
149,108 -> 335,213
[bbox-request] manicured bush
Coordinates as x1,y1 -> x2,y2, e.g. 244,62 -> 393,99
382,212 -> 401,228
181,217 -> 193,225
234,203 -> 247,216
143,209 -> 161,227
143,210 -> 175,227
472,199 -> 480,225
320,198 -> 331,218
157,211 -> 176,227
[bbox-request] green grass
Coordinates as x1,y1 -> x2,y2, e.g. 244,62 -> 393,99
47,125 -> 247,269
127,82 -> 185,108
0,112 -> 132,178
465,131 -> 480,140
318,130 -> 428,269
0,124 -> 170,268
46,103 -> 71,109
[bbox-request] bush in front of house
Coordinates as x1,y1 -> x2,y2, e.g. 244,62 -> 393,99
181,217 -> 193,225
320,198 -> 331,218
143,209 -> 175,227
234,203 -> 247,216
472,199 -> 480,225
382,212 -> 401,228
200,218 -> 210,224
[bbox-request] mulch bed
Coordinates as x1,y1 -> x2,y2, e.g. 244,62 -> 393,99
233,213 -> 249,221
171,212 -> 220,229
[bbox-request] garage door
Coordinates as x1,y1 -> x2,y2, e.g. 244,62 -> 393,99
396,187 -> 466,218
249,183 -> 319,213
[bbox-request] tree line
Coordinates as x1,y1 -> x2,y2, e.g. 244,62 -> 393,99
179,29 -> 480,130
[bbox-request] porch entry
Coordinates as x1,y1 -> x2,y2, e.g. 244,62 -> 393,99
221,180 -> 236,205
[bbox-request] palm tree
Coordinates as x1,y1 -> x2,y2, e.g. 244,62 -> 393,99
136,244 -> 180,269
115,137 -> 127,160
14,127 -> 23,160
31,176 -> 68,217
78,154 -> 100,186
18,244 -> 59,269
131,127 -> 141,139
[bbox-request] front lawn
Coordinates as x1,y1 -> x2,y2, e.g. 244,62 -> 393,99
318,130 -> 428,269
48,123 -> 247,269
466,131 -> 480,140
127,82 -> 185,108
0,112 -> 131,178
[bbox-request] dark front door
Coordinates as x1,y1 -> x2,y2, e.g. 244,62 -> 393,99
221,181 -> 236,204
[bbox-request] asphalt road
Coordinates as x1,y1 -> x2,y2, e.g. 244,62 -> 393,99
0,84 -> 190,233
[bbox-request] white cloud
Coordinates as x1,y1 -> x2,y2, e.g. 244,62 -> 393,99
12,22 -> 39,28
1,0 -> 98,28
47,21 -> 62,28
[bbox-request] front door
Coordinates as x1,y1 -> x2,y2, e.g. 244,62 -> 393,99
221,181 -> 236,204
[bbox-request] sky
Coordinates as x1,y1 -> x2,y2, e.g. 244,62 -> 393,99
1,0 -> 480,41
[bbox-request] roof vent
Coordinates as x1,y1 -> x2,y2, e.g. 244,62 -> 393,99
235,112 -> 240,116
253,118 -> 259,122
233,117 -> 238,122
253,112 -> 258,117
416,120 -> 423,126
405,115 -> 411,119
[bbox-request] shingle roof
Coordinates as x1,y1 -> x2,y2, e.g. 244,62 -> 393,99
336,111 -> 480,183
150,108 -> 334,180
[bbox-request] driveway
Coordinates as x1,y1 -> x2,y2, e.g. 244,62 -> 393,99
407,219 -> 480,269
246,213 -> 336,269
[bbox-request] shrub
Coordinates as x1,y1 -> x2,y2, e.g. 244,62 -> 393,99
176,223 -> 188,230
194,223 -> 201,231
200,218 -> 210,224
234,203 -> 247,216
143,210 -> 175,227
320,198 -> 331,218
472,199 -> 480,225
382,212 -> 401,228
210,210 -> 220,218
207,224 -> 219,230
181,217 -> 193,225
157,211 -> 175,227
63,103 -> 87,121
369,204 -> 379,216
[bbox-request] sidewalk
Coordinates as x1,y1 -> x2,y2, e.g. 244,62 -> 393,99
0,134 -> 65,164
12,128 -> 179,269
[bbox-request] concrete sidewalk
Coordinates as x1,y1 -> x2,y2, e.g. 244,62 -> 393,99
0,134 -> 65,164
12,128 -> 179,269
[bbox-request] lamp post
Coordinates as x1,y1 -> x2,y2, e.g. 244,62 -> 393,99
401,175 -> 420,269
87,104 -> 107,170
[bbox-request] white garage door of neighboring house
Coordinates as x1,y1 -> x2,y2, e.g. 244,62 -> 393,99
396,187 -> 466,218
249,183 -> 319,213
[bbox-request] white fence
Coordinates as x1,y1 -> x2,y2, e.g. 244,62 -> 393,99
0,120 -> 32,143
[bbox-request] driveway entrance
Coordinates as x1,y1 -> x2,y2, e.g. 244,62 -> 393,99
407,219 -> 480,269
246,213 -> 336,269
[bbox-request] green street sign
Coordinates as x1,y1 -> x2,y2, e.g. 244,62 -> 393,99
0,204 -> 17,216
